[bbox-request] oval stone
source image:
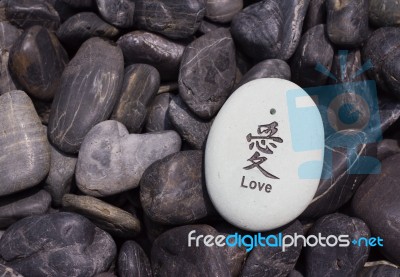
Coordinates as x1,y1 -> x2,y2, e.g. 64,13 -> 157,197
0,91 -> 50,196
76,120 -> 181,197
145,93 -> 174,133
57,12 -> 120,53
0,212 -> 116,277
369,0 -> 400,27
96,0 -> 135,28
48,37 -> 124,154
117,31 -> 185,81
140,150 -> 214,225
205,0 -> 243,23
205,78 -> 324,231
118,241 -> 152,277
179,28 -> 236,119
111,64 -> 160,133
9,25 -> 69,101
134,0 -> 206,39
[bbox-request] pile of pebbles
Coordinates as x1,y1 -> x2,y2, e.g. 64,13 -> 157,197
0,0 -> 400,276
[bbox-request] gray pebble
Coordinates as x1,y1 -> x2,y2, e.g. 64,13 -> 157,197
358,264 -> 400,277
304,0 -> 326,30
76,120 -> 181,197
369,0 -> 400,27
377,139 -> 400,161
0,264 -> 23,277
205,0 -> 243,23
96,0 -> 135,28
118,240 -> 152,277
0,91 -> 50,196
145,93 -> 174,133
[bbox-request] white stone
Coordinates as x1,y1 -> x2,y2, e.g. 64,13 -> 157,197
205,78 -> 324,231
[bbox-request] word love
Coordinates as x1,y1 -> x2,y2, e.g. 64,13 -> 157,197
240,176 -> 272,193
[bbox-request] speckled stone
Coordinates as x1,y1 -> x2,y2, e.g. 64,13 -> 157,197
241,220 -> 303,277
291,24 -> 334,87
0,91 -> 50,196
369,0 -> 400,27
48,37 -> 124,154
140,150 -> 214,225
305,213 -> 370,277
62,194 -> 141,238
76,120 -> 182,197
168,95 -> 212,150
205,0 -> 243,23
118,241 -> 152,277
231,0 -> 310,61
0,189 -> 51,229
6,0 -> 60,30
134,0 -> 206,39
9,25 -> 69,101
111,64 -> 160,133
0,212 -> 116,277
151,225 -> 230,276
57,12 -> 120,52
96,0 -> 134,28
118,31 -> 185,81
44,145 -> 77,206
145,93 -> 174,133
326,0 -> 369,47
352,153 -> 400,265
179,28 -> 236,119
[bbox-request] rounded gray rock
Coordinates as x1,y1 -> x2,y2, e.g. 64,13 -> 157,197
118,240 -> 152,277
48,37 -> 124,154
369,0 -> 400,27
0,91 -> 50,196
179,28 -> 236,119
76,120 -> 182,197
205,0 -> 243,23
145,93 -> 174,133
96,0 -> 135,28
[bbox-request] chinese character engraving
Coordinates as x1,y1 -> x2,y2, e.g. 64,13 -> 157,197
244,121 -> 283,179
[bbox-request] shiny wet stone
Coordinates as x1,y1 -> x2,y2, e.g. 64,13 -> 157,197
0,91 -> 50,197
9,25 -> 69,101
117,31 -> 185,81
62,194 -> 141,238
0,212 -> 116,277
140,150 -> 214,225
48,37 -> 124,154
179,28 -> 236,119
57,12 -> 120,52
96,0 -> 135,28
76,120 -> 181,197
111,64 -> 160,133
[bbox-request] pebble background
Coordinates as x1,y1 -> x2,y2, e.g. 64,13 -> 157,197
0,0 -> 400,276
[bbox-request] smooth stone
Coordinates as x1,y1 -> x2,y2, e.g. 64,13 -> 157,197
111,64 -> 160,133
205,0 -> 243,23
96,0 -> 134,28
32,98 -> 52,124
305,213 -> 370,277
9,26 -> 69,101
48,37 -> 124,154
198,19 -> 228,34
6,0 -> 60,30
145,93 -> 174,132
62,194 -> 141,238
288,270 -> 304,277
76,120 -> 181,197
291,24 -> 334,87
0,22 -> 21,95
241,220 -> 303,277
49,0 -> 76,22
304,0 -> 326,30
205,78 -> 324,231
57,12 -> 120,53
179,28 -> 236,119
143,214 -> 173,243
369,0 -> 400,27
352,153 -> 400,264
0,189 -> 51,228
62,0 -> 93,9
0,264 -> 23,277
151,225 -> 230,276
0,91 -> 50,196
235,59 -> 291,89
44,145 -> 77,206
118,241 -> 152,277
379,95 -> 400,133
0,212 -> 116,277
134,0 -> 206,39
326,0 -> 369,47
168,96 -> 212,150
358,265 -> 400,276
231,0 -> 309,61
377,139 -> 400,161
117,31 -> 185,82
301,130 -> 377,218
140,150 -> 214,225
